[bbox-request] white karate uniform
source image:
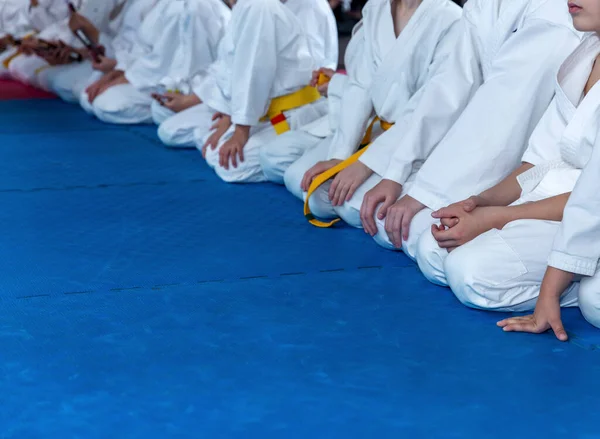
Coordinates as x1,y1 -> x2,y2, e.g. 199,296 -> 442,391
284,0 -> 339,69
259,22 -> 364,185
153,29 -> 232,142
155,0 -> 338,148
259,72 -> 349,185
281,0 -> 462,220
79,0 -> 159,114
368,0 -> 580,259
415,35 -> 600,313
28,0 -> 71,32
37,0 -> 137,101
8,0 -> 121,87
184,0 -> 324,183
551,122 -> 600,328
87,0 -> 230,125
0,0 -> 30,78
0,0 -> 28,38
3,0 -> 71,83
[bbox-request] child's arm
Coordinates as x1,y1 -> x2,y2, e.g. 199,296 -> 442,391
498,267 -> 574,341
431,193 -> 571,250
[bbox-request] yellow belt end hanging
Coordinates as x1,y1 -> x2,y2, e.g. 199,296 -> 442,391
2,51 -> 20,68
271,113 -> 291,135
303,150 -> 368,228
304,211 -> 341,228
303,118 -> 395,228
317,73 -> 331,86
303,176 -> 341,228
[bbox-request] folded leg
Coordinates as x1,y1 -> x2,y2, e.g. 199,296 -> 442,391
159,103 -> 215,148
37,62 -> 97,102
205,124 -> 276,183
259,130 -> 322,184
8,54 -> 48,86
443,219 -> 579,311
92,83 -> 154,124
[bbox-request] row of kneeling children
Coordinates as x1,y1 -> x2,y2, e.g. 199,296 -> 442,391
1,0 -> 599,342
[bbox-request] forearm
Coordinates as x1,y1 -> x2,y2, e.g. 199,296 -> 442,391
477,163 -> 534,206
539,267 -> 575,300
494,192 -> 570,228
95,69 -> 123,87
80,22 -> 99,44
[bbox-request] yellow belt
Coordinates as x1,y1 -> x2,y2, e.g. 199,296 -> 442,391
261,74 -> 329,135
34,64 -> 52,75
2,51 -> 21,68
2,33 -> 36,68
304,117 -> 394,228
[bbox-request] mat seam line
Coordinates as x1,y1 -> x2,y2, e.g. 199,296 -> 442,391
13,264 -> 402,300
11,263 -> 599,353
0,178 -> 211,193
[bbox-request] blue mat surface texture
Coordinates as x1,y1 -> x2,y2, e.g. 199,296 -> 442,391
1,99 -> 599,438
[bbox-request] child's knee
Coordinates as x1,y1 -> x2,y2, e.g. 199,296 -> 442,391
372,213 -> 395,250
416,231 -> 449,286
283,162 -> 306,200
307,186 -> 336,219
579,278 -> 600,328
259,144 -> 283,184
334,203 -> 361,228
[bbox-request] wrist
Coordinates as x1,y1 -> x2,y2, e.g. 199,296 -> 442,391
235,124 -> 250,137
234,125 -> 250,143
538,285 -> 566,302
540,267 -> 575,300
89,29 -> 100,45
475,193 -> 494,207
82,24 -> 99,44
488,206 -> 514,230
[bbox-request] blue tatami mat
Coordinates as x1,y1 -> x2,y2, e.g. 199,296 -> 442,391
0,102 -> 113,134
0,180 -> 410,297
2,270 -> 600,439
1,98 -> 599,438
0,131 -> 206,191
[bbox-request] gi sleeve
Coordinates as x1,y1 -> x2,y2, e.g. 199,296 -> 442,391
291,3 -> 338,70
228,1 -> 279,126
407,20 -> 580,211
326,26 -> 374,161
360,20 -> 465,179
124,3 -> 181,90
549,127 -> 600,276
